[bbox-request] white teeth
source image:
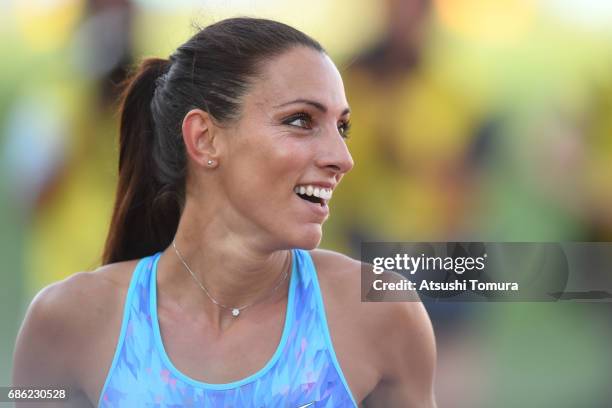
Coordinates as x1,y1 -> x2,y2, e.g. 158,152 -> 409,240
319,189 -> 332,200
294,184 -> 333,201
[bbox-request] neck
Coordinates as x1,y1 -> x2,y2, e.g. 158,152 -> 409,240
156,203 -> 292,329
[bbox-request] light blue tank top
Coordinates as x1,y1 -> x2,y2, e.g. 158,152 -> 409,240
98,249 -> 357,407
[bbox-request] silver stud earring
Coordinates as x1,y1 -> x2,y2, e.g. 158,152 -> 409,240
207,160 -> 214,166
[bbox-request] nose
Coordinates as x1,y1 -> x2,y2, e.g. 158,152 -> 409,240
315,126 -> 354,176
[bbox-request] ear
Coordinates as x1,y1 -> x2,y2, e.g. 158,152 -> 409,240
181,108 -> 220,168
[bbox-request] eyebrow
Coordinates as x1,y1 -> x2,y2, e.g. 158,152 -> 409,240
274,99 -> 351,116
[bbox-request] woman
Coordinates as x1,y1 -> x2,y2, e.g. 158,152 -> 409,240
13,18 -> 436,407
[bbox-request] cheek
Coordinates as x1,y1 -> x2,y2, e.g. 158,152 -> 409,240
225,133 -> 309,204
245,134 -> 309,179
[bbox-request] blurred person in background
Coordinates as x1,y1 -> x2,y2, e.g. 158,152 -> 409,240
327,2 -> 612,407
22,0 -> 135,291
13,18 -> 436,408
325,0 -> 488,253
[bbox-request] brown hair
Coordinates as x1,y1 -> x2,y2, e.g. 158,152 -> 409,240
102,17 -> 324,264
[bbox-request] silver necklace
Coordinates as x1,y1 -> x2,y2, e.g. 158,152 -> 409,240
171,241 -> 290,317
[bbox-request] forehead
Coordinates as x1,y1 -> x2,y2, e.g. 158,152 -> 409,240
247,46 -> 348,112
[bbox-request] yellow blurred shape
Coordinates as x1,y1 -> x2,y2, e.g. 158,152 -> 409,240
434,0 -> 535,45
14,0 -> 84,52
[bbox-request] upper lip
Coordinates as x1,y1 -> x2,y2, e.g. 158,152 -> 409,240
295,181 -> 336,190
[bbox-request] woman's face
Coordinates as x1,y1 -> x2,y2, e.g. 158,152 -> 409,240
215,46 -> 354,250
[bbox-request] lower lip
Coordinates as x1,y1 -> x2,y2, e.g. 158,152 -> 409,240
295,194 -> 329,219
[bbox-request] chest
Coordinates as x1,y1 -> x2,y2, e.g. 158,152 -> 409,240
156,301 -> 288,384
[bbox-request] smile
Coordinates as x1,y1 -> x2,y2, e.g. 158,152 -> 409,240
293,184 -> 332,207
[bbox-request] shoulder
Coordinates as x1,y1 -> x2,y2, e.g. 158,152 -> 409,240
309,249 -> 436,405
13,259 -> 139,388
309,247 -> 434,349
310,247 -> 434,338
308,248 -> 359,280
22,259 -> 137,342
308,248 -> 366,309
309,247 -> 423,307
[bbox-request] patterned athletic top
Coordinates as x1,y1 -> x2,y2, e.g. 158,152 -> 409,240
98,249 -> 357,407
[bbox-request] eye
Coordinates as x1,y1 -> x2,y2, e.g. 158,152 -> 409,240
283,112 -> 313,129
338,120 -> 352,139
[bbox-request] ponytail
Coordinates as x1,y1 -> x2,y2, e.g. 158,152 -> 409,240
102,58 -> 181,264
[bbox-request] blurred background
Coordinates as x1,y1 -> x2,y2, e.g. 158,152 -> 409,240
1,0 -> 611,406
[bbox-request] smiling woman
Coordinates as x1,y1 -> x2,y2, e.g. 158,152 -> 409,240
12,17 -> 436,408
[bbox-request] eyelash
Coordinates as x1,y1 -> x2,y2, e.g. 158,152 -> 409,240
283,112 -> 352,139
338,120 -> 351,139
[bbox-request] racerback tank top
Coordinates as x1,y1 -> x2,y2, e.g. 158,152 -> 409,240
98,249 -> 357,407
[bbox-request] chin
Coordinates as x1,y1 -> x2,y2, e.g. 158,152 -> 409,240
288,223 -> 322,250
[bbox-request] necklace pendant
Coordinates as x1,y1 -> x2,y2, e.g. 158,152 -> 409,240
231,308 -> 240,317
